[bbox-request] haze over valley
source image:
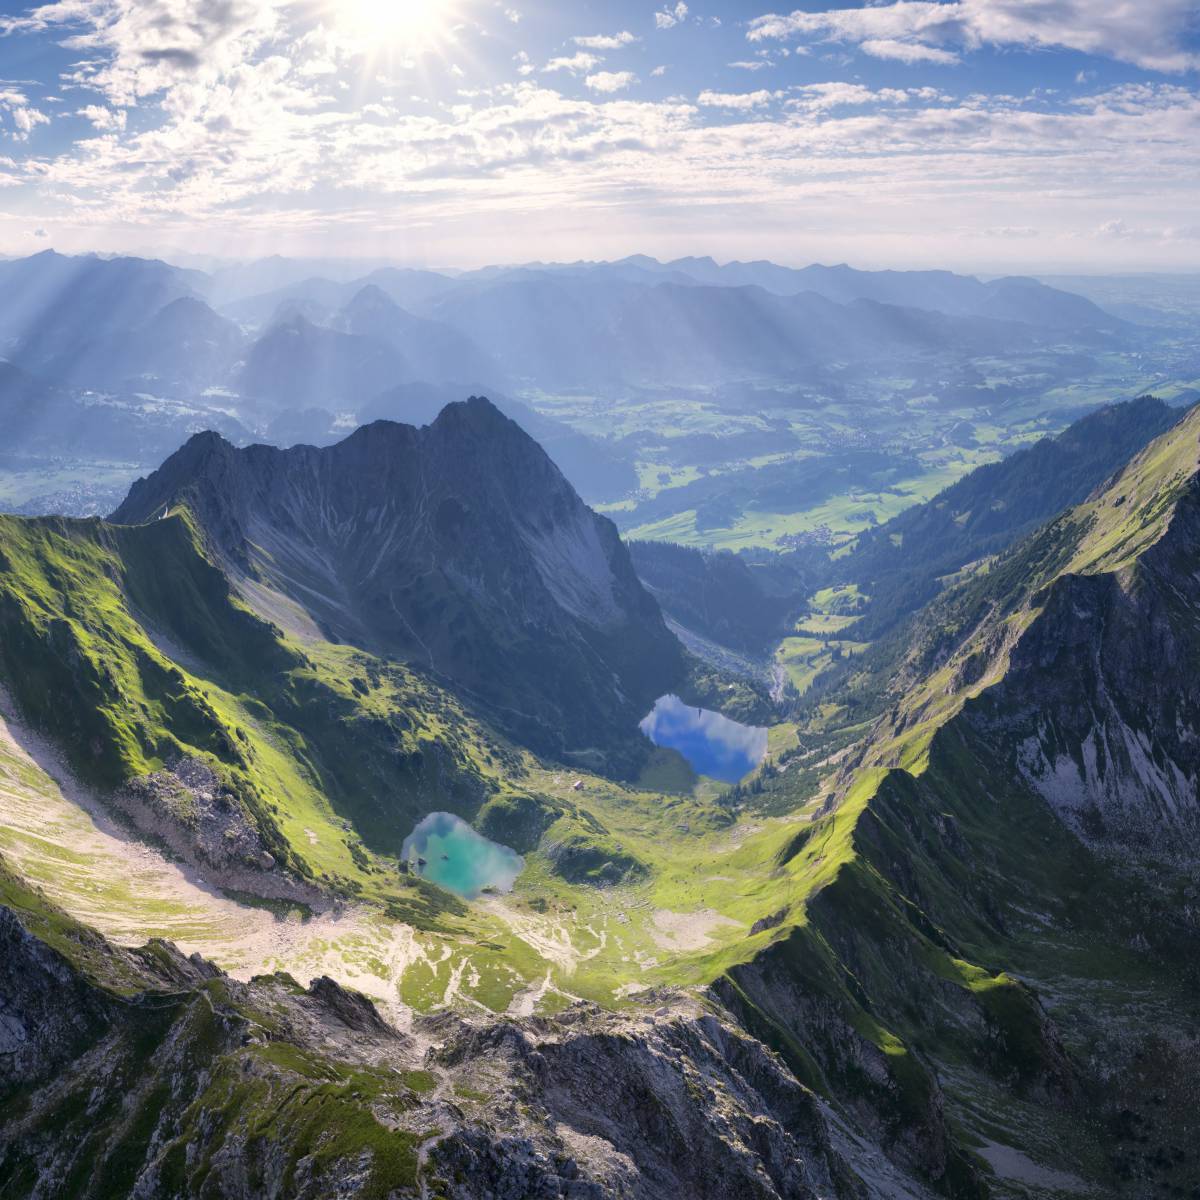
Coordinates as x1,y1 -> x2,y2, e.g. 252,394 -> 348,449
3,247 -> 1197,552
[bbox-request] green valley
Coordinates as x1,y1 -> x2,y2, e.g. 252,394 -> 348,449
2,392 -> 1200,1197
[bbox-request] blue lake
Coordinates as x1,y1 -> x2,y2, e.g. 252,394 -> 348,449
639,694 -> 768,784
401,812 -> 524,899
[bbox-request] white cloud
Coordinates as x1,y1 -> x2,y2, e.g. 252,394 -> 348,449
789,82 -> 914,111
859,38 -> 960,65
544,52 -> 602,74
0,1 -> 1195,271
655,3 -> 689,31
729,60 -> 773,71
0,88 -> 49,140
697,89 -> 781,109
574,31 -> 638,50
746,0 -> 1200,73
651,65 -> 668,76
1082,219 -> 1200,242
0,0 -> 284,108
585,71 -> 636,93
76,104 -> 127,130
1069,82 -> 1196,114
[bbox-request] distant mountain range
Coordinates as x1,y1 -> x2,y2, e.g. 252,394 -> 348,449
0,248 -> 1150,522
0,359 -> 250,464
0,248 -> 1131,404
615,255 -> 1123,328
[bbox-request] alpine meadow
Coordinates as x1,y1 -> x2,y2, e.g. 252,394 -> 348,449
0,1 -> 1199,1198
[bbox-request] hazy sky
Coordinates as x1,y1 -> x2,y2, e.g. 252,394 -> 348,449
0,0 -> 1198,271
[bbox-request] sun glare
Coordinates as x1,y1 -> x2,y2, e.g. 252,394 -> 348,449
333,0 -> 457,50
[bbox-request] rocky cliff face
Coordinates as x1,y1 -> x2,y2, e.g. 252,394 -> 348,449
699,404 -> 1200,1198
0,869 -> 918,1200
972,485 -> 1200,864
112,756 -> 327,906
855,403 -> 1200,871
112,398 -> 683,761
0,907 -> 115,1090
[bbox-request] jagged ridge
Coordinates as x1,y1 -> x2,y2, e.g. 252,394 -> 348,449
716,403 -> 1200,1196
0,859 -> 884,1200
112,397 -> 684,762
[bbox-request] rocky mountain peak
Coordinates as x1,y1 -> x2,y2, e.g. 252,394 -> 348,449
342,282 -> 398,316
112,399 -> 683,759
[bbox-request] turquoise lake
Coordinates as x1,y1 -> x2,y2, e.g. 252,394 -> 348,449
401,812 -> 524,899
639,694 -> 768,784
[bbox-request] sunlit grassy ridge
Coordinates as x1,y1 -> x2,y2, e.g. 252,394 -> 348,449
0,509 -> 566,1010
0,511 -> 515,905
663,402 -> 1200,1185
855,400 -> 1200,781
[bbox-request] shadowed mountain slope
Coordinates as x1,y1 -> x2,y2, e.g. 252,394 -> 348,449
333,284 -> 501,386
361,382 -> 637,503
112,397 -> 684,759
628,539 -> 804,655
1,253 -> 205,377
53,296 -> 244,393
235,315 -> 408,411
834,396 -> 1187,636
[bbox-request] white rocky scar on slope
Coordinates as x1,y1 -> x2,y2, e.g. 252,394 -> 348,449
1018,714 -> 1200,859
523,513 -> 623,627
0,687 -> 441,1018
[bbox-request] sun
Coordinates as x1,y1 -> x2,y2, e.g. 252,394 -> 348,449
332,0 -> 458,51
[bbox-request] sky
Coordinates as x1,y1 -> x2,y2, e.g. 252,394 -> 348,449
0,0 -> 1198,272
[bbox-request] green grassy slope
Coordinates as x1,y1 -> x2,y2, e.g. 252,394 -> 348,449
0,509 -> 546,916
0,505 -> 803,1016
707,403 -> 1200,1195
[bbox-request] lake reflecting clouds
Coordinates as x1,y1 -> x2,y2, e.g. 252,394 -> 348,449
639,695 -> 768,784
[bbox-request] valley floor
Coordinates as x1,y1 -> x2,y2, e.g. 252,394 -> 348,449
0,681 -> 807,1027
